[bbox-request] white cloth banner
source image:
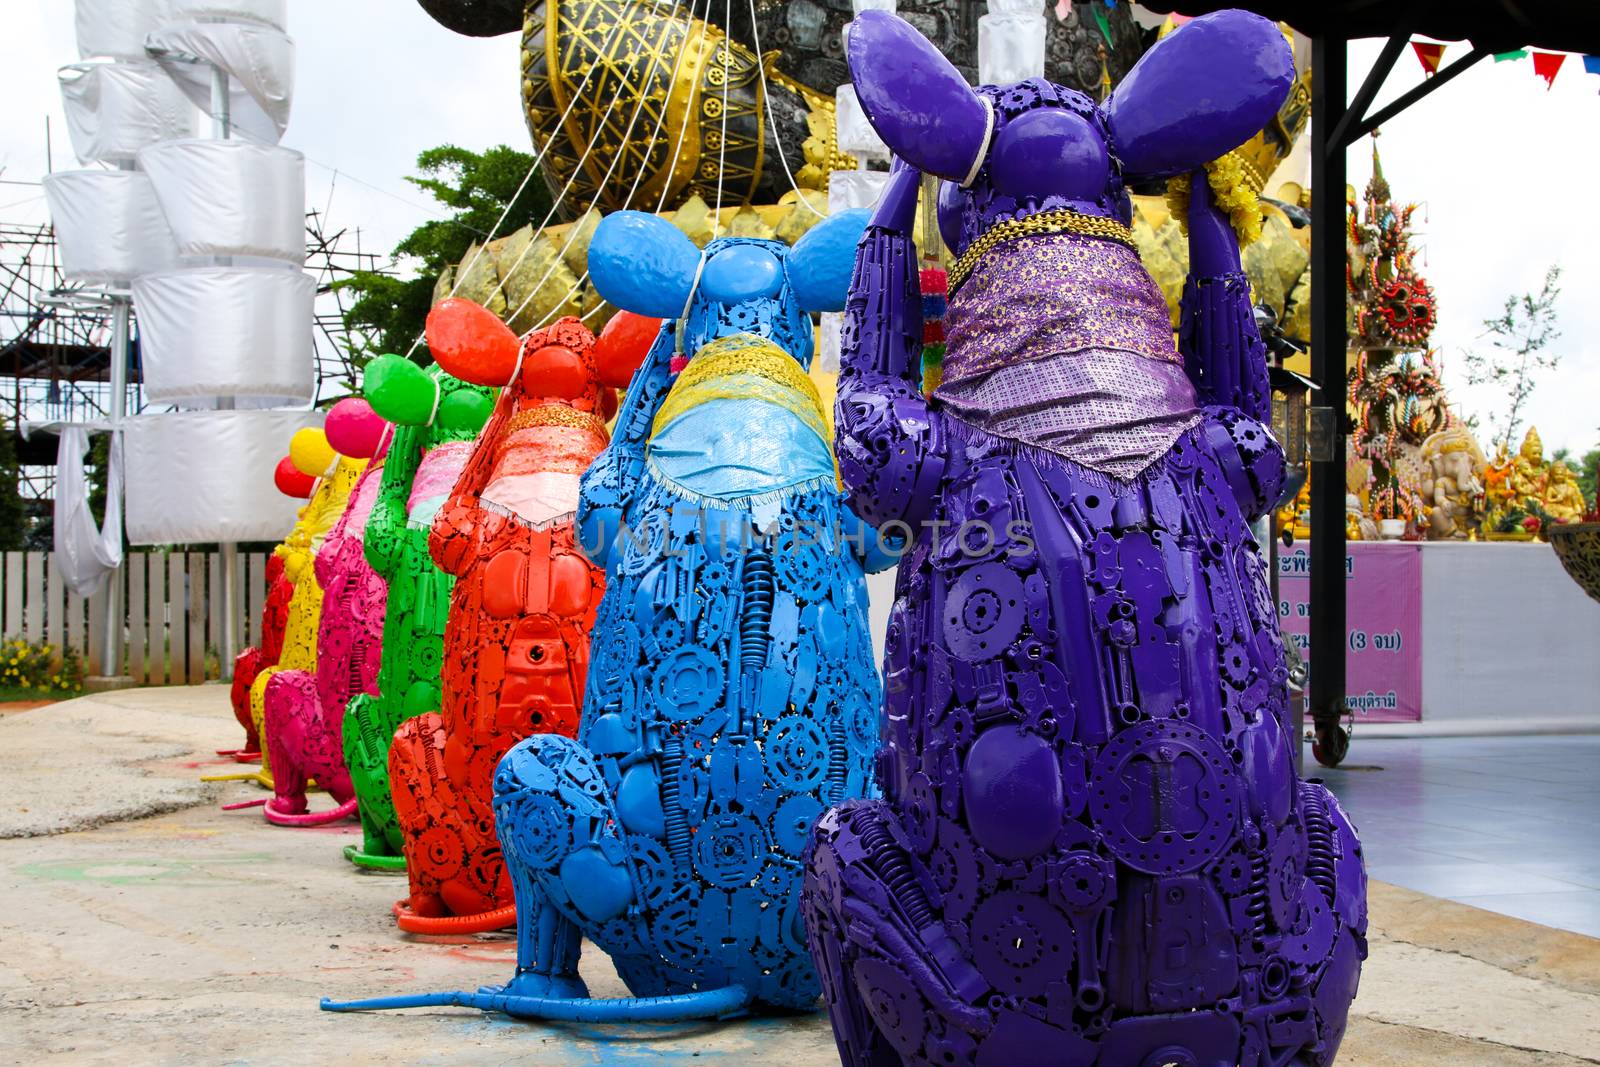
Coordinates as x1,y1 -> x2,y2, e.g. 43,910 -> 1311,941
978,2 -> 1048,86
145,21 -> 294,143
53,425 -> 125,597
123,409 -> 319,544
139,140 -> 305,263
818,169 -> 891,372
167,0 -> 288,30
131,266 -> 315,405
58,61 -> 197,165
76,0 -> 172,61
43,170 -> 179,285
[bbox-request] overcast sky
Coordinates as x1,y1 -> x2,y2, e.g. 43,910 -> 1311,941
3,3 -> 1597,458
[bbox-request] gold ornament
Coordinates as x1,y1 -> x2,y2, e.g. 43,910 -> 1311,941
949,209 -> 1139,293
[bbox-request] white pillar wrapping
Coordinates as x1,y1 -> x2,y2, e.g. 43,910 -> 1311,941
42,170 -> 179,284
138,140 -> 306,263
58,61 -> 197,165
979,0 -> 1048,86
166,0 -> 288,30
75,0 -> 173,61
131,266 -> 316,406
122,409 -> 322,545
145,21 -> 295,143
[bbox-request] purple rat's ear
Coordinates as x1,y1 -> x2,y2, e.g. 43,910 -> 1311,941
845,11 -> 992,184
415,0 -> 524,37
1107,9 -> 1294,182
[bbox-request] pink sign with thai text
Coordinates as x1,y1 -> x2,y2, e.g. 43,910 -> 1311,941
1276,542 -> 1423,723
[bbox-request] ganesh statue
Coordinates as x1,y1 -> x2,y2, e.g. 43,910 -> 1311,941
1418,424 -> 1484,541
208,429 -> 366,797
323,207 -> 893,1020
257,399 -> 392,826
385,304 -> 644,933
340,359 -> 496,869
799,12 -> 1367,1067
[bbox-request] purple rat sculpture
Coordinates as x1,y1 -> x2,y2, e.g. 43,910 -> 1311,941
802,11 -> 1367,1067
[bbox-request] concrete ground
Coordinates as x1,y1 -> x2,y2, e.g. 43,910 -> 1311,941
2,689 -> 1599,1066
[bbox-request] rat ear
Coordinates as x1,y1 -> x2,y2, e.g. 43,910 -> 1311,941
846,11 -> 991,184
588,211 -> 701,319
786,209 -> 871,313
414,0 -> 524,37
594,310 -> 664,389
426,297 -> 521,387
1107,10 -> 1294,181
363,355 -> 437,427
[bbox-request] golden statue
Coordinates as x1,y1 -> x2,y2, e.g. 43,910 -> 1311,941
1544,460 -> 1587,526
1509,427 -> 1551,506
1418,424 -> 1485,540
1277,477 -> 1311,541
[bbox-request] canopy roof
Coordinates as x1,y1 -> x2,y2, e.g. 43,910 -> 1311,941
1140,2 -> 1600,54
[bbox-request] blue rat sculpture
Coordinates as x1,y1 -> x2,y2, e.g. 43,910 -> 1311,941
324,207 -> 893,1023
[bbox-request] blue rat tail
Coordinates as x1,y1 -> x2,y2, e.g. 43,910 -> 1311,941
321,983 -> 753,1023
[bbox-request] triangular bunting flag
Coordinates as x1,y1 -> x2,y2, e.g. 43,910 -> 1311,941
1531,51 -> 1566,88
1584,55 -> 1600,75
1412,41 -> 1445,75
1493,49 -> 1528,62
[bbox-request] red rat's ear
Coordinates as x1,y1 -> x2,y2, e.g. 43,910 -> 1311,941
426,297 -> 520,386
594,311 -> 662,390
274,455 -> 315,498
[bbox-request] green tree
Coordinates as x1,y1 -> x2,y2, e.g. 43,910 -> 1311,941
340,144 -> 549,367
0,425 -> 26,550
1463,265 -> 1563,455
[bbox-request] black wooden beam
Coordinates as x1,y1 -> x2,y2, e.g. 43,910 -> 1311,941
1350,47 -> 1491,143
1308,34 -> 1349,742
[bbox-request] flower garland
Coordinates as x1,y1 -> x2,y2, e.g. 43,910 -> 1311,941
1164,151 -> 1264,248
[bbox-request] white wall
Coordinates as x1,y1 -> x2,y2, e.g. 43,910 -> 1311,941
1421,542 -> 1600,727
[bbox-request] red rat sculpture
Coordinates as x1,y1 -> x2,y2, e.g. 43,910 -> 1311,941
388,303 -> 647,933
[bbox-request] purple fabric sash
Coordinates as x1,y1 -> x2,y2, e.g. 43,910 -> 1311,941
936,230 -> 1199,480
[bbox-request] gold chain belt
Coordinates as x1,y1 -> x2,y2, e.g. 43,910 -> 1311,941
502,404 -> 610,439
949,208 -> 1139,292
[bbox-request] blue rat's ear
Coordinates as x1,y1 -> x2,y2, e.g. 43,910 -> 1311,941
588,211 -> 700,319
785,208 -> 871,313
1106,10 -> 1294,181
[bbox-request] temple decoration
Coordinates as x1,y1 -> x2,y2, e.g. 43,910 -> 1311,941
1483,426 -> 1571,540
1345,142 -> 1470,540
415,0 -> 1151,216
796,11 -> 1364,1066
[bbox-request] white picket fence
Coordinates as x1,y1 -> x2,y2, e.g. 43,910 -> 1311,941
0,550 -> 272,685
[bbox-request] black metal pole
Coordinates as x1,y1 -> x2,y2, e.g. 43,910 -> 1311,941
1309,35 -> 1348,761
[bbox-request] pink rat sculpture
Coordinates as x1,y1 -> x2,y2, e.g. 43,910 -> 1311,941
260,399 -> 392,826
